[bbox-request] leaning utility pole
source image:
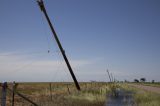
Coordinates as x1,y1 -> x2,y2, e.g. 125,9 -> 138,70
37,0 -> 80,90
110,73 -> 114,82
106,69 -> 112,82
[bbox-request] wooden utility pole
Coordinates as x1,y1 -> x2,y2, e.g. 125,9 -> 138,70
106,69 -> 112,82
37,0 -> 80,91
110,73 -> 114,82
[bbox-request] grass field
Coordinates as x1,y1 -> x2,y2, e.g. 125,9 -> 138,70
1,82 -> 160,106
121,83 -> 160,106
0,82 -> 111,106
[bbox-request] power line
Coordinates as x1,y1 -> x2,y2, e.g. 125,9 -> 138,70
0,50 -> 60,57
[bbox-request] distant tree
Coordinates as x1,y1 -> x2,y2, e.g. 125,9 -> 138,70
140,78 -> 146,82
152,80 -> 155,83
134,79 -> 139,83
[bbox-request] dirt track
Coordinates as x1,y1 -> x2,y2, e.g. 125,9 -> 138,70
128,84 -> 160,94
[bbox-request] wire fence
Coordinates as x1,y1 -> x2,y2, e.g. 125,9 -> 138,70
0,82 -> 79,106
0,82 -> 108,106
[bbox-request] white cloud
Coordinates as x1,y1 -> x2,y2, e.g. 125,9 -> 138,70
0,52 -> 93,82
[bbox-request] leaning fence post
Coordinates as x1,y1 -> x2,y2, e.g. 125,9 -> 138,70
12,81 -> 16,106
1,82 -> 7,106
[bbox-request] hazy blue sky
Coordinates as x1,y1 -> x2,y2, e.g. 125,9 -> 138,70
0,0 -> 160,82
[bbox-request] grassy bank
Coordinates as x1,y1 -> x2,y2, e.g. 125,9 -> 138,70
134,90 -> 160,106
121,83 -> 160,106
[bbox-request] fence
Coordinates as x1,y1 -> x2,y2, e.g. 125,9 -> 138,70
0,82 -> 108,106
0,82 -> 74,106
0,82 -> 38,106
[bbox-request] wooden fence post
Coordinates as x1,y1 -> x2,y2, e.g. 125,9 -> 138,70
1,82 -> 7,106
85,83 -> 87,90
49,83 -> 52,100
12,81 -> 16,106
67,84 -> 70,94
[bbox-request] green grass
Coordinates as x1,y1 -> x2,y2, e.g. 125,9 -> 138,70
65,91 -> 106,106
121,83 -> 160,106
134,91 -> 160,106
131,82 -> 160,88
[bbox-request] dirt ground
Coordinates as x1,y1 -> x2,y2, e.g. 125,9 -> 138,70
128,84 -> 160,94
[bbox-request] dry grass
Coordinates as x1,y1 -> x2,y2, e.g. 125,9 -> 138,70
0,82 -> 110,106
121,83 -> 160,106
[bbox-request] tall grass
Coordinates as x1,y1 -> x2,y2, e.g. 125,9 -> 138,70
0,82 -> 110,106
121,83 -> 160,106
134,90 -> 160,106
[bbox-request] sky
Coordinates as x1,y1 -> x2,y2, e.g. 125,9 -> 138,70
0,0 -> 160,82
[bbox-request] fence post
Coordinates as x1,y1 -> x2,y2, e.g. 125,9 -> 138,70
12,81 -> 16,106
85,83 -> 87,90
67,84 -> 70,94
1,82 -> 7,106
49,83 -> 52,100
